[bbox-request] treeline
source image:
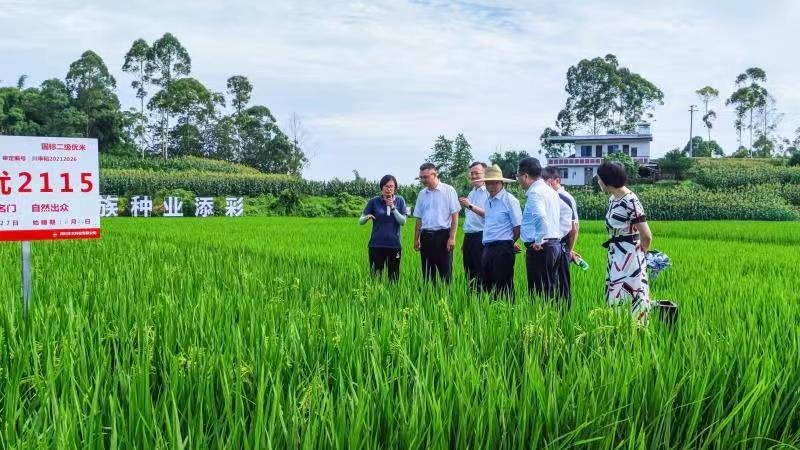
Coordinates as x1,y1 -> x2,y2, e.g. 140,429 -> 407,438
539,55 -> 800,159
0,33 -> 306,175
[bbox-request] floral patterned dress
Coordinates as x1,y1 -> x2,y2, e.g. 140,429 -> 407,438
604,191 -> 650,322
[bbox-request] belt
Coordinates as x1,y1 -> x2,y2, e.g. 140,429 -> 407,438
484,240 -> 512,247
421,229 -> 449,235
523,238 -> 560,248
464,231 -> 483,236
601,235 -> 640,249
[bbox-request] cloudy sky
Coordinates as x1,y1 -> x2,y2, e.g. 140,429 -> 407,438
2,0 -> 799,182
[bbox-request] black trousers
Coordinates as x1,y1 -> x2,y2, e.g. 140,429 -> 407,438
481,240 -> 516,301
462,232 -> 484,290
369,247 -> 401,282
557,237 -> 572,306
525,241 -> 567,306
420,229 -> 453,284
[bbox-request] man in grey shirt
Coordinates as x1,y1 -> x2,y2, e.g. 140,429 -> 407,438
413,162 -> 461,284
458,161 -> 489,290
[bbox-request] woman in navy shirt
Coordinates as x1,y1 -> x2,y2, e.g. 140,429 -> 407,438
359,175 -> 407,281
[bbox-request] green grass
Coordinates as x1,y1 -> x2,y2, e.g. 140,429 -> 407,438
1,218 -> 799,449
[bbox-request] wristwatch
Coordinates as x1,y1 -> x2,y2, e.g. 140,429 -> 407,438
467,204 -> 474,210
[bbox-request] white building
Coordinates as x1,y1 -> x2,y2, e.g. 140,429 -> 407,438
545,122 -> 652,186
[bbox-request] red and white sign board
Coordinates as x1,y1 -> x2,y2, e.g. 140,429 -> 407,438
0,136 -> 100,241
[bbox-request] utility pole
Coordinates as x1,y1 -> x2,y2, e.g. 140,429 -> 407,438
688,105 -> 698,157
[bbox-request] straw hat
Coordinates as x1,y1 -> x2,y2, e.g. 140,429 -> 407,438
476,165 -> 515,182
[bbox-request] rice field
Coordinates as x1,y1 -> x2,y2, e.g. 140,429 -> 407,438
1,217 -> 799,449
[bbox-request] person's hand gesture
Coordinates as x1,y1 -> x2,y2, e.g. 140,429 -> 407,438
365,214 -> 376,221
459,197 -> 471,208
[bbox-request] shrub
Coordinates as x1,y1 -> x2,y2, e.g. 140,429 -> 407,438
101,170 -> 394,198
568,184 -> 798,221
789,152 -> 800,167
690,158 -> 800,189
100,154 -> 261,174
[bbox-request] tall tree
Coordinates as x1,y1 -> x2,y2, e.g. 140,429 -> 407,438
558,54 -> 663,135
238,105 -> 306,174
614,67 -> 663,132
122,38 -> 152,156
489,150 -> 530,178
754,94 -> 782,147
122,39 -> 151,117
286,112 -> 315,163
65,50 -> 123,150
146,33 -> 191,87
149,77 -> 221,157
147,33 -> 192,158
226,75 -> 253,116
449,133 -> 473,182
752,135 -> 774,158
426,135 -> 454,179
540,127 -> 568,157
563,55 -> 619,134
37,79 -> 86,137
726,67 -> 767,155
225,75 -> 254,160
696,86 -> 719,145
682,136 -> 723,157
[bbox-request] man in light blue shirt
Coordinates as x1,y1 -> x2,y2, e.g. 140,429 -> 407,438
413,162 -> 461,284
476,165 -> 522,300
516,157 -> 566,306
458,161 -> 489,290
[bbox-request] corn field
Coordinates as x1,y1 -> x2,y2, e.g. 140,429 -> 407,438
1,218 -> 798,449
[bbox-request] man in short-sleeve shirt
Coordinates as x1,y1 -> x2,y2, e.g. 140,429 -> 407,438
477,165 -> 523,300
413,162 -> 461,284
458,162 -> 489,290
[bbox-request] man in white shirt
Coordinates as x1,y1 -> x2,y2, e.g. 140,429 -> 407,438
413,162 -> 461,284
543,166 -> 580,307
516,157 -> 566,305
458,161 -> 489,290
476,165 -> 522,300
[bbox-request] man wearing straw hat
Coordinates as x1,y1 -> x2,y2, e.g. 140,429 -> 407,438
476,165 -> 522,300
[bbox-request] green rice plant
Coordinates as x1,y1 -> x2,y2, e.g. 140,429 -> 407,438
0,218 -> 798,448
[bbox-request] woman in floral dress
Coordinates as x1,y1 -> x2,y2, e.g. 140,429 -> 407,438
596,162 -> 653,324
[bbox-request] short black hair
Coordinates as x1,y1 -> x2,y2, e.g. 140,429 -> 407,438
597,161 -> 628,188
379,174 -> 398,189
419,162 -> 437,172
469,161 -> 487,169
517,157 -> 542,178
542,166 -> 561,181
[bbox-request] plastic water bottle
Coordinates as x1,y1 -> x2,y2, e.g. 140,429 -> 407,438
574,256 -> 590,270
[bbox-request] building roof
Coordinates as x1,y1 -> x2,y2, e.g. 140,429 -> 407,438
547,133 -> 653,144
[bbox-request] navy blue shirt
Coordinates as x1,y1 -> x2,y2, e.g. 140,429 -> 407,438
363,195 -> 407,248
